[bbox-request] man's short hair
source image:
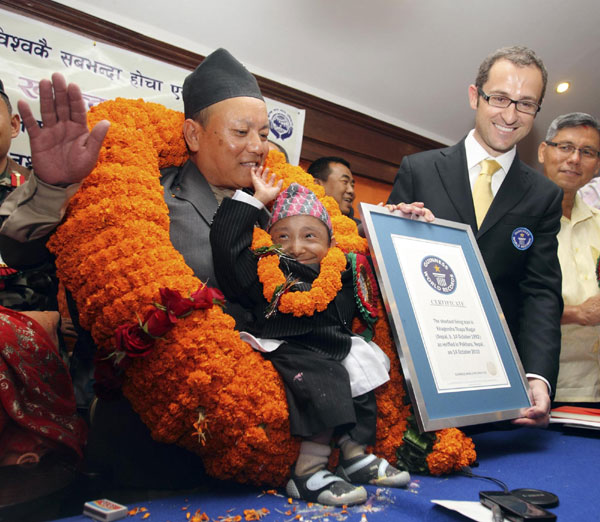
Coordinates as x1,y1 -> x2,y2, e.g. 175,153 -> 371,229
193,105 -> 213,128
475,46 -> 548,105
545,112 -> 600,141
307,156 -> 351,181
0,79 -> 12,114
0,93 -> 11,114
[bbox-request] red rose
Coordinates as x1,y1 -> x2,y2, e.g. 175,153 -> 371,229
144,308 -> 174,337
190,286 -> 225,309
159,287 -> 195,318
93,355 -> 126,400
115,323 -> 154,358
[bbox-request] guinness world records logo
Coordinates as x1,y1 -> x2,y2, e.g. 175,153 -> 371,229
421,256 -> 457,294
511,227 -> 534,251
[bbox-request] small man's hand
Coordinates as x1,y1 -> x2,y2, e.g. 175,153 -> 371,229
18,72 -> 110,186
378,201 -> 435,222
512,378 -> 551,428
251,166 -> 282,206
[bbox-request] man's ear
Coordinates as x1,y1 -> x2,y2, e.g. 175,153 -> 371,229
314,178 -> 324,187
330,235 -> 337,248
10,113 -> 20,139
183,118 -> 202,152
468,84 -> 479,111
537,141 -> 547,165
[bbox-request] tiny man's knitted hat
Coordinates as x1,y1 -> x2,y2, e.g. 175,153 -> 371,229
268,183 -> 332,235
183,48 -> 264,119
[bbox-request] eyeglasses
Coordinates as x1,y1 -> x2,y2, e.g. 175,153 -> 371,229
545,141 -> 600,160
477,87 -> 541,115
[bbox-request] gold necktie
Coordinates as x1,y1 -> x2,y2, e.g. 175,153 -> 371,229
473,159 -> 501,227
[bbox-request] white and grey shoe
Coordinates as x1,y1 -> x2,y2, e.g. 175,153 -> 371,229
286,467 -> 367,506
336,453 -> 410,488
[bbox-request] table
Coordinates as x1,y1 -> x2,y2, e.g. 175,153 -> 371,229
53,425 -> 598,521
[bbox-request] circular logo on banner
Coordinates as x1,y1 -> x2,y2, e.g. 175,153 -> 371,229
421,256 -> 457,294
511,227 -> 534,251
268,108 -> 294,140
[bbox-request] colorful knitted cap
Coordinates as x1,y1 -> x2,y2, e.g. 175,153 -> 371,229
268,183 -> 332,235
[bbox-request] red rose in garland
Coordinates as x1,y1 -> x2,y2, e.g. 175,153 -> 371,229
115,323 -> 154,358
93,353 -> 127,400
190,286 -> 225,309
143,308 -> 173,337
159,287 -> 197,319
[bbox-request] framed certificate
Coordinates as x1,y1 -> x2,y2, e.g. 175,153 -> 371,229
359,203 -> 531,432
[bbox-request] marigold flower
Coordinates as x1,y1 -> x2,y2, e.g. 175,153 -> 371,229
47,98 -> 475,485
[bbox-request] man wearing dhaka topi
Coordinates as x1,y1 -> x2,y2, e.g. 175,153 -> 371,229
0,49 -> 429,486
0,48 -> 274,487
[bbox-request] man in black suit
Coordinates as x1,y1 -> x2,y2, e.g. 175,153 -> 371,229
387,46 -> 563,428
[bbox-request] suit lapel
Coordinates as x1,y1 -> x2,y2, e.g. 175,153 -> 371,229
172,160 -> 219,226
477,154 -> 531,238
435,140 -> 477,229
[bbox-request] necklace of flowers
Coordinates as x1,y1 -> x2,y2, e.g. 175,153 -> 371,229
251,227 -> 347,317
47,97 -> 475,481
95,285 -> 225,397
347,252 -> 379,341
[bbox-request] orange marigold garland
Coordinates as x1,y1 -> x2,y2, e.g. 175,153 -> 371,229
47,98 -> 475,485
47,98 -> 298,485
251,229 -> 347,317
426,428 -> 477,475
397,415 -> 477,475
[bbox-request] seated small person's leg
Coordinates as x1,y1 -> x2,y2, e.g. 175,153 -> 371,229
287,430 -> 367,506
335,391 -> 410,488
336,434 -> 410,487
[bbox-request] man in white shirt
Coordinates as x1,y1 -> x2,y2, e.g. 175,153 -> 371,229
538,112 -> 600,404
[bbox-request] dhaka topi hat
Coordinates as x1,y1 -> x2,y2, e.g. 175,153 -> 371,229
183,48 -> 264,119
268,183 -> 332,236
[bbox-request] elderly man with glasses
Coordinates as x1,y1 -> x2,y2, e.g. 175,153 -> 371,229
387,46 -> 563,428
538,112 -> 600,406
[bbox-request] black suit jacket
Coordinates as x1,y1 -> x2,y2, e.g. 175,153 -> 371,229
387,139 -> 563,392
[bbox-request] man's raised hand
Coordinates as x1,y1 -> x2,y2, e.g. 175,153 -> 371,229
18,72 -> 110,185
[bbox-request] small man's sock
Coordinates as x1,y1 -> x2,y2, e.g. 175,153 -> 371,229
295,440 -> 331,476
338,433 -> 366,460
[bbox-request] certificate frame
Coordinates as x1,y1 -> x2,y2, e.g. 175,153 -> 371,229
359,203 -> 531,432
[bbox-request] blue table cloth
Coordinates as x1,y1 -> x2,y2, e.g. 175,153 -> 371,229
56,425 -> 598,521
